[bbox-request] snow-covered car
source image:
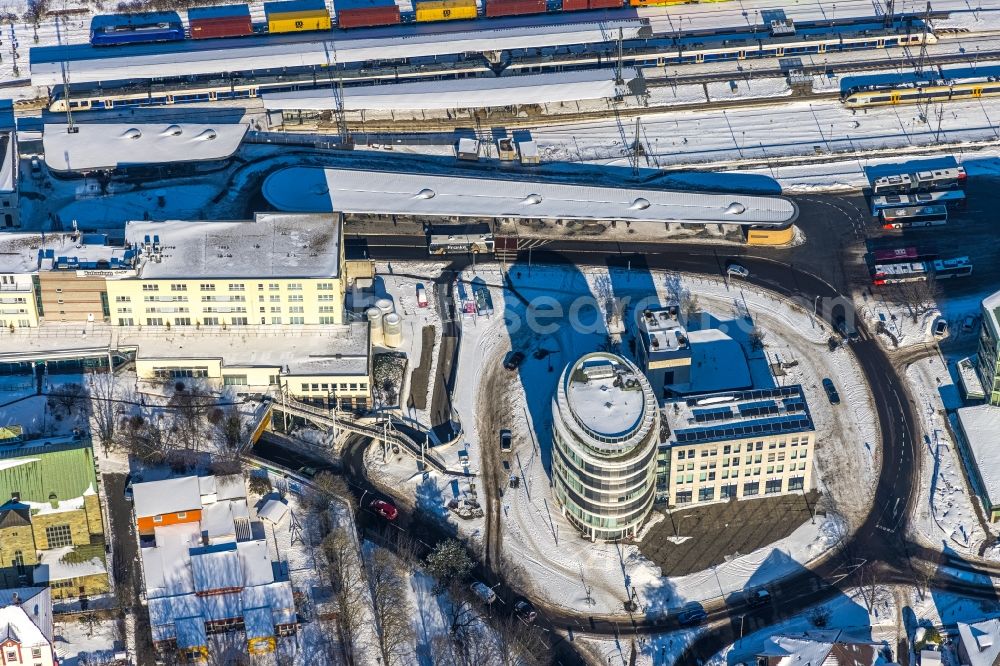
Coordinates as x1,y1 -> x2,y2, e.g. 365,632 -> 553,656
371,499 -> 398,521
470,582 -> 497,604
416,283 -> 428,308
932,318 -> 948,339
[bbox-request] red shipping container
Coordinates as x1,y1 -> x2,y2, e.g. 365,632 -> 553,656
561,0 -> 588,10
486,0 -> 546,16
337,5 -> 400,27
588,0 -> 623,8
190,16 -> 254,38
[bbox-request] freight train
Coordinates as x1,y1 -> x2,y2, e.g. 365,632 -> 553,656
87,0 -> 734,41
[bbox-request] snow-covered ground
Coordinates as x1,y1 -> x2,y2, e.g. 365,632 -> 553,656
368,261 -> 879,618
905,356 -> 993,557
52,617 -> 120,666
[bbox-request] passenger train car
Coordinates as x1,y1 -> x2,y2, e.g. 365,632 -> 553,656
47,19 -> 938,112
843,79 -> 1000,108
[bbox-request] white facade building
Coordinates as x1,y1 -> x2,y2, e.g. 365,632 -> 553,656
0,588 -> 56,666
0,101 -> 18,229
551,352 -> 660,541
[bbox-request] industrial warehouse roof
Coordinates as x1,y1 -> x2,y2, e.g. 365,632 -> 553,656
42,123 -> 248,172
262,68 -> 638,111
263,167 -> 798,226
957,405 -> 1000,510
124,213 -> 341,279
30,18 -> 648,87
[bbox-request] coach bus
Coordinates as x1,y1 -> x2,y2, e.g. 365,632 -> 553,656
427,225 -> 495,255
871,166 -> 967,196
880,204 -> 948,229
870,190 -> 966,216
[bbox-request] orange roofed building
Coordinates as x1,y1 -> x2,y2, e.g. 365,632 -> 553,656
133,476 -> 204,537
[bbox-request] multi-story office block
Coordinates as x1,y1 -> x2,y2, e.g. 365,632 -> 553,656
977,289 -> 1000,406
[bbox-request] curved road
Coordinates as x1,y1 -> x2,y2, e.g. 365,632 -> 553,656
259,237 -> 997,663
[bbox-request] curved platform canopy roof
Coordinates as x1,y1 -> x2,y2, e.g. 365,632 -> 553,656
30,17 -> 649,87
263,166 -> 798,227
263,68 -> 640,111
42,123 -> 248,172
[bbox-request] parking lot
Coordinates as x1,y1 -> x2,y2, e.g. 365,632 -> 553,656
640,492 -> 821,577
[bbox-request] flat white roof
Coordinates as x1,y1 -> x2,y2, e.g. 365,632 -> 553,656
263,167 -> 797,226
124,213 -> 341,279
263,68 -> 637,111
957,405 -> 1000,508
43,123 -> 247,172
984,288 -> 1000,339
30,18 -> 647,87
0,132 -> 14,193
566,355 -> 648,439
958,618 -> 1000,666
132,476 -> 203,518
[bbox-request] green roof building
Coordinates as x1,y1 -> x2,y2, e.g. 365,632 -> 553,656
0,435 -> 98,504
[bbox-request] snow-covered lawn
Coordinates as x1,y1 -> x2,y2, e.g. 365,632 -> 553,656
52,617 -> 120,666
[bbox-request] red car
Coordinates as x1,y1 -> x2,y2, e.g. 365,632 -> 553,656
371,499 -> 398,521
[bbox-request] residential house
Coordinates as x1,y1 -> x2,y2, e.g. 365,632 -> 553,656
755,631 -> 891,665
133,475 -> 296,663
0,588 -> 56,666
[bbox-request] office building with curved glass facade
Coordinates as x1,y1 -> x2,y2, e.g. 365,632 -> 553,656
551,352 -> 659,541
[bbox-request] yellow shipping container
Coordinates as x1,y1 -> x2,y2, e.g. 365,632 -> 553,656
746,225 -> 795,246
414,0 -> 476,22
629,0 -> 688,6
267,9 -> 331,33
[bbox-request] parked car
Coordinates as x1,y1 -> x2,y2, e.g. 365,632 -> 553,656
726,263 -> 750,279
677,605 -> 707,626
514,600 -> 537,624
822,378 -> 841,405
297,466 -> 317,479
123,473 -> 135,501
470,581 -> 497,604
416,283 -> 428,308
500,429 -> 512,452
933,318 -> 948,338
503,350 -> 525,371
30,157 -> 42,178
370,499 -> 398,521
746,588 -> 771,608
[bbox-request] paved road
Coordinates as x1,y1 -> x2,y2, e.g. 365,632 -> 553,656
103,473 -> 156,666
257,231 -> 999,661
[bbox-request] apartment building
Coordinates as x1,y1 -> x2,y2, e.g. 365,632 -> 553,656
133,475 -> 296,662
107,215 -> 346,328
977,289 -> 1000,406
660,385 -> 815,507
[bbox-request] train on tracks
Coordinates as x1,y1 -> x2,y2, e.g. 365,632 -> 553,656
843,78 -> 1000,108
45,17 -> 936,112
85,0 -> 738,39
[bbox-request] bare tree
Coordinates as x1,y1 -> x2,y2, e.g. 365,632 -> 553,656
50,382 -> 87,416
322,530 -> 365,665
87,371 -> 121,454
748,326 -> 767,352
205,632 -> 250,666
364,547 -> 415,666
492,615 -> 545,666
